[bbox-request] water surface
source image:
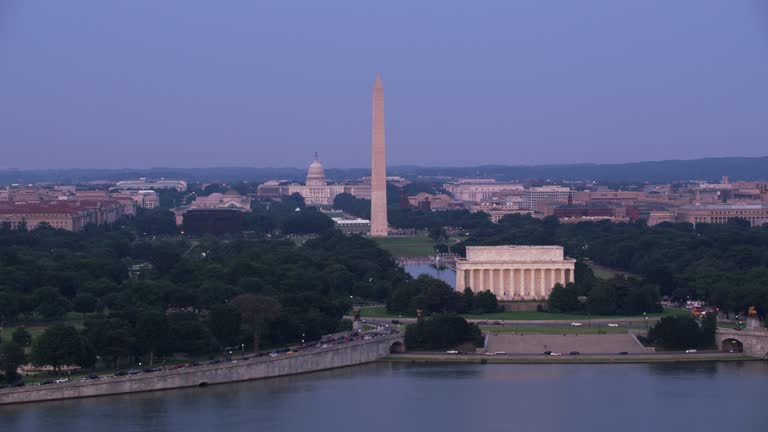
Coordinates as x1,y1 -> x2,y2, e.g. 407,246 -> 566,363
403,263 -> 456,288
3,362 -> 766,431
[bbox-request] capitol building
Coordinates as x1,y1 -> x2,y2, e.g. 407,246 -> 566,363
257,155 -> 371,206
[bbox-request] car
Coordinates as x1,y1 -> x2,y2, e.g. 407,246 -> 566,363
208,360 -> 223,365
172,364 -> 186,369
493,351 -> 507,355
39,380 -> 54,385
485,352 -> 496,356
549,352 -> 563,356
114,371 -> 129,376
618,352 -> 629,355
127,369 -> 141,375
543,351 -> 552,355
269,352 -> 279,357
363,335 -> 372,340
607,323 -> 619,327
14,382 -> 25,387
391,320 -> 401,324
685,349 -> 697,353
320,344 -> 329,348
570,322 -> 583,327
569,351 -> 580,355
445,350 -> 459,354
54,378 -> 70,384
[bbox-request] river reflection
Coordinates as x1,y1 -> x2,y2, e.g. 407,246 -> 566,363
403,263 -> 456,287
3,362 -> 766,432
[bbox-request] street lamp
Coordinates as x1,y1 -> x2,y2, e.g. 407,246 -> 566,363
644,312 -> 648,329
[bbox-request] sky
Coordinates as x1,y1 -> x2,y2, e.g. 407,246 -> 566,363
1,0 -> 767,169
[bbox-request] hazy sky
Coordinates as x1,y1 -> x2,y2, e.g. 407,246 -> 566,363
1,1 -> 767,169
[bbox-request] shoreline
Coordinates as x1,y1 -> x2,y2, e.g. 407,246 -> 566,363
382,353 -> 758,365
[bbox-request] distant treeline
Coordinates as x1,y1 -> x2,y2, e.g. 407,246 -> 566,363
5,156 -> 768,184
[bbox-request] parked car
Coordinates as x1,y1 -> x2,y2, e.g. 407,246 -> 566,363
570,322 -> 583,327
549,352 -> 563,356
607,323 -> 619,327
569,351 -> 580,355
685,349 -> 697,353
618,352 -> 629,355
445,350 -> 459,354
55,378 -> 70,384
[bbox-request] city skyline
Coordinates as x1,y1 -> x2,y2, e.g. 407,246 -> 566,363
1,1 -> 767,169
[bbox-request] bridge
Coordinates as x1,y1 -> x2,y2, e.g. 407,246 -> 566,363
715,328 -> 768,358
0,333 -> 405,405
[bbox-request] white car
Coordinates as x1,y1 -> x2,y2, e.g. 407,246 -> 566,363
55,378 -> 69,384
485,352 -> 496,356
607,323 -> 619,327
570,322 -> 583,327
445,350 -> 459,354
685,349 -> 697,353
268,352 -> 279,357
549,352 -> 563,356
494,351 -> 507,355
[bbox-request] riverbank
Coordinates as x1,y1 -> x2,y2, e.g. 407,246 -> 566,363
384,352 -> 756,364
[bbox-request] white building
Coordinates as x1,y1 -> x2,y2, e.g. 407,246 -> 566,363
523,186 -> 571,211
455,246 -> 576,301
115,179 -> 187,192
443,179 -> 524,203
258,156 -> 371,206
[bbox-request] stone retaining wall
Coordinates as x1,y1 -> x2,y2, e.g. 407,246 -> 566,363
0,334 -> 404,405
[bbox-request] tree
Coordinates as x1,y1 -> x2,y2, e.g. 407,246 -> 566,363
405,314 -> 482,350
208,304 -> 242,348
548,283 -> 580,313
31,325 -> 84,372
473,291 -> 499,314
0,341 -> 26,383
11,327 -> 32,347
135,309 -> 168,366
72,293 -> 98,319
167,311 -> 214,355
648,316 -> 705,350
0,290 -> 19,322
33,287 -> 71,320
230,294 -> 282,351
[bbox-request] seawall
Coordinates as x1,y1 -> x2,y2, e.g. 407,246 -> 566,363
0,334 -> 404,405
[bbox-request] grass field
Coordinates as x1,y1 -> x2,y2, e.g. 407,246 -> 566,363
589,264 -> 637,280
374,236 -> 438,257
360,305 -> 690,321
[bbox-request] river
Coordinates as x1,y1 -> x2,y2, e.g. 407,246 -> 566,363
403,263 -> 456,287
2,362 -> 766,431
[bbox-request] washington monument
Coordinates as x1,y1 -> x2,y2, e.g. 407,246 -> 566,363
370,74 -> 388,237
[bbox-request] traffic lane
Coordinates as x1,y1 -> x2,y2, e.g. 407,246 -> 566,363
360,318 -> 656,328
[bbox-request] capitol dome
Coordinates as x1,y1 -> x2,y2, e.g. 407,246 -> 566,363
306,154 -> 327,186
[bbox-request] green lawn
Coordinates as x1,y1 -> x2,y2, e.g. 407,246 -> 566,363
374,236 -> 438,257
589,264 -> 637,280
360,305 -> 689,321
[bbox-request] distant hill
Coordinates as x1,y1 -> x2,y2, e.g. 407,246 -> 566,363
2,156 -> 767,185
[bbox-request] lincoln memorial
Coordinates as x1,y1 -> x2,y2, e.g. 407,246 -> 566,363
455,246 -> 576,301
